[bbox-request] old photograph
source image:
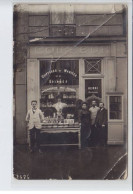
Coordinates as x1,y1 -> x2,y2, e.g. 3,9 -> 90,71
13,3 -> 128,180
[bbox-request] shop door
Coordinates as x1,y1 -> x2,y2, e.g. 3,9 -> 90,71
85,79 -> 102,107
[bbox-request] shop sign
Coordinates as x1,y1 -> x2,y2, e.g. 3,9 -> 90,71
41,69 -> 77,79
85,79 -> 102,98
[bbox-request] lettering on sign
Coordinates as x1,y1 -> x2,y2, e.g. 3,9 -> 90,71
41,69 -> 77,79
30,45 -> 110,58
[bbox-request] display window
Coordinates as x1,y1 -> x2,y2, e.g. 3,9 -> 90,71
40,60 -> 79,123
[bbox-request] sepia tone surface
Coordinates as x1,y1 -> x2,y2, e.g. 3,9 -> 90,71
13,3 -> 128,180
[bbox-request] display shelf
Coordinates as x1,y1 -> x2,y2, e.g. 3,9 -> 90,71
40,85 -> 78,119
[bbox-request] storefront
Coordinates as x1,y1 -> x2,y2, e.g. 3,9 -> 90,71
27,42 -> 127,145
14,4 -> 127,145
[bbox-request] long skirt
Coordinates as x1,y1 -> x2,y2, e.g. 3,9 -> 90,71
81,124 -> 91,149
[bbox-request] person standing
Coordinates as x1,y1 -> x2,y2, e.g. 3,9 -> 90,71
26,100 -> 44,153
89,101 -> 100,146
78,102 -> 91,149
95,102 -> 108,146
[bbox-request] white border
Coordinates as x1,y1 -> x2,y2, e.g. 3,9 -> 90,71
0,0 -> 132,191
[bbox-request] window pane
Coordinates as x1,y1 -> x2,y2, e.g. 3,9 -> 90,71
85,59 -> 101,74
50,5 -> 74,24
85,79 -> 102,99
109,96 -> 122,120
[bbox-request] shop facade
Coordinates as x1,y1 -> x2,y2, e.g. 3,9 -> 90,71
14,4 -> 128,145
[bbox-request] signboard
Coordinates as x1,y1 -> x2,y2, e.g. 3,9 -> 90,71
40,60 -> 79,87
85,79 -> 102,99
29,45 -> 110,58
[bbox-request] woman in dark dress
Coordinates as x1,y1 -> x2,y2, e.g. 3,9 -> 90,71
78,102 -> 91,149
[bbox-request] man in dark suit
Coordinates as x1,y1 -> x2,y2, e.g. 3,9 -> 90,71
95,102 -> 108,146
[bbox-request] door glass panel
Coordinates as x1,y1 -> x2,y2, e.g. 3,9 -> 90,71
85,79 -> 102,99
109,96 -> 122,120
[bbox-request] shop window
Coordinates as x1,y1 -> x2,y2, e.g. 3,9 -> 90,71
40,60 -> 79,120
85,59 -> 101,74
109,96 -> 122,120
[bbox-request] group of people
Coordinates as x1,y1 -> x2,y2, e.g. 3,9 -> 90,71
79,101 -> 108,149
26,100 -> 108,153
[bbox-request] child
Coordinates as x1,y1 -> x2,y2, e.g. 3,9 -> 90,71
26,100 -> 44,153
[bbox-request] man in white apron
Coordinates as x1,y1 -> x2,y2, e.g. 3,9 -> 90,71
26,100 -> 44,153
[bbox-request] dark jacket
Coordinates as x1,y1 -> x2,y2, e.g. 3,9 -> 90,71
95,108 -> 108,126
78,109 -> 91,126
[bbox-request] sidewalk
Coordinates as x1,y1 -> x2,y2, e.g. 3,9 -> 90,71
13,144 -> 127,180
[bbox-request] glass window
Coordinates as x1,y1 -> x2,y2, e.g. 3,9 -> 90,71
109,96 -> 122,120
85,79 -> 102,99
50,5 -> 74,24
50,5 -> 76,37
40,60 -> 79,120
85,59 -> 101,74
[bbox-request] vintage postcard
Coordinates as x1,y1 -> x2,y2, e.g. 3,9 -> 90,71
13,3 -> 128,180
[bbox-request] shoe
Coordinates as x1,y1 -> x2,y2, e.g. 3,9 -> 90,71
39,149 -> 43,154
